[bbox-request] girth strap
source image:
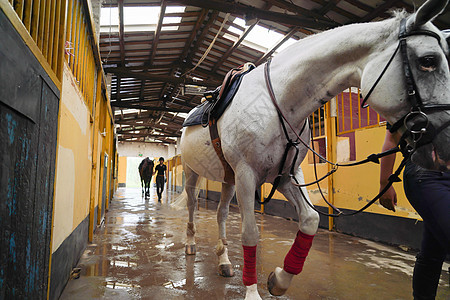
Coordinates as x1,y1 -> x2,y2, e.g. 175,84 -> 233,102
209,118 -> 235,185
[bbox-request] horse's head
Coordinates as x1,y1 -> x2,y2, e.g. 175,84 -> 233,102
361,0 -> 450,171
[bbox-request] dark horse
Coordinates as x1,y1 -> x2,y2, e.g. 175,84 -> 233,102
138,157 -> 154,198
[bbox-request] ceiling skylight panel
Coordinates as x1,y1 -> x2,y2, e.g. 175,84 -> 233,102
275,37 -> 297,53
244,24 -> 286,52
165,6 -> 185,13
101,5 -> 186,33
229,17 -> 245,34
100,7 -> 119,26
124,7 -> 159,25
227,17 -> 297,53
163,6 -> 185,31
100,7 -> 118,32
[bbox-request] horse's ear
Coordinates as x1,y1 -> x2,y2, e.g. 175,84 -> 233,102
407,0 -> 449,28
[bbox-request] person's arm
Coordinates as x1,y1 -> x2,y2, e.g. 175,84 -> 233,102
379,130 -> 401,212
165,165 -> 168,182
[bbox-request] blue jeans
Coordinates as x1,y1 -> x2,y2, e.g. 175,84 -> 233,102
403,161 -> 450,299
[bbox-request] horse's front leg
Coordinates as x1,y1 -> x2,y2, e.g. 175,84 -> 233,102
215,182 -> 235,277
184,165 -> 200,255
267,169 -> 319,296
235,167 -> 261,300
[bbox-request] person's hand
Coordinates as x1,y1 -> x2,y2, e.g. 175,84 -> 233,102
379,185 -> 397,212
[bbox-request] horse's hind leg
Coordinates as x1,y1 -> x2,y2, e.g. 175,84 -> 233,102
184,165 -> 200,255
147,178 -> 151,198
216,183 -> 235,277
267,168 -> 319,296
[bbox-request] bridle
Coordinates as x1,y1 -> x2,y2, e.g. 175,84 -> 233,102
363,18 -> 450,153
261,18 -> 450,217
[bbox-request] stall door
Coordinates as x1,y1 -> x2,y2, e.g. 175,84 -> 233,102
0,10 -> 59,299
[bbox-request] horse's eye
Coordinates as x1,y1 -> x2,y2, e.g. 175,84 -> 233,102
418,55 -> 437,72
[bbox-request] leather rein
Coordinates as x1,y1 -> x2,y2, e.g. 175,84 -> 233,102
260,19 -> 450,217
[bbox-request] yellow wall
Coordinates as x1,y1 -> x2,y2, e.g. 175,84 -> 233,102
52,64 -> 118,253
52,64 -> 93,252
333,126 -> 417,219
207,180 -> 222,193
95,133 -> 103,209
118,156 -> 127,185
175,163 -> 184,187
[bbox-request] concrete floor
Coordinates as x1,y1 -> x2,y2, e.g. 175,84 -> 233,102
60,188 -> 449,300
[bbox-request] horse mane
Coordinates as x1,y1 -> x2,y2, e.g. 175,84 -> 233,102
389,9 -> 410,20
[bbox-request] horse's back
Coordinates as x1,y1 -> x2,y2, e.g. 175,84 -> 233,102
139,159 -> 153,181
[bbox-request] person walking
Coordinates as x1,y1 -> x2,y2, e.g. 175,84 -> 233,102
154,157 -> 167,202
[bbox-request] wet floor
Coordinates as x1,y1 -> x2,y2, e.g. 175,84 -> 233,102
60,188 -> 449,299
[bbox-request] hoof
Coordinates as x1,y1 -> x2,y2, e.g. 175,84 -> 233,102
267,271 -> 287,296
185,244 -> 196,255
218,264 -> 234,277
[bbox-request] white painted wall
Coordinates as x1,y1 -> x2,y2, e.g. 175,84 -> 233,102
118,142 -> 178,160
168,144 -> 177,158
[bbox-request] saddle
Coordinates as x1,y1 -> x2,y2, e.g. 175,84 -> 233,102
183,63 -> 256,184
183,62 -> 256,127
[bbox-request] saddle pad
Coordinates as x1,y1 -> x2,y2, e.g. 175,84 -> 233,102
182,101 -> 211,127
182,68 -> 253,127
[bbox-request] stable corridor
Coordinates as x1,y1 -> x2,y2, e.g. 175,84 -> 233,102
60,188 -> 450,299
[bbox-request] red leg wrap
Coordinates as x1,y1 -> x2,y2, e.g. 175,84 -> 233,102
283,230 -> 314,275
242,245 -> 257,286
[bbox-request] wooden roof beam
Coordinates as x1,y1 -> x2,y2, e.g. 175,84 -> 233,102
118,138 -> 177,144
181,10 -> 219,77
316,0 -> 342,16
263,0 -> 340,25
180,9 -> 209,62
117,132 -> 181,138
360,0 -> 400,22
211,21 -> 258,73
118,0 -> 125,65
166,0 -> 336,29
309,0 -> 359,21
105,67 -> 221,86
148,1 -> 167,67
158,9 -> 209,102
255,27 -> 299,65
118,124 -> 182,132
111,102 -> 191,113
116,76 -> 122,101
342,0 -> 372,13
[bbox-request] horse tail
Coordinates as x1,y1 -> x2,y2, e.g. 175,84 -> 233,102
170,186 -> 201,211
170,189 -> 188,210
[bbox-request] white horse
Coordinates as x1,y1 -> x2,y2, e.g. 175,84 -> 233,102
178,0 -> 450,298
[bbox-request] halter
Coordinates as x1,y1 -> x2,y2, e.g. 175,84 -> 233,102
363,18 -> 450,153
261,18 -> 450,217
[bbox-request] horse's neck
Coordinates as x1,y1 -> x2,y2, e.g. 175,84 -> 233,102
270,19 -> 397,126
